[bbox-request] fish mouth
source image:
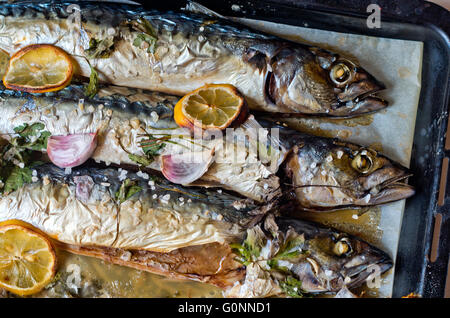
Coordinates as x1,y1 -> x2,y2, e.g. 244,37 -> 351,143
330,95 -> 389,117
356,172 -> 415,206
329,67 -> 388,117
342,252 -> 393,290
288,172 -> 415,212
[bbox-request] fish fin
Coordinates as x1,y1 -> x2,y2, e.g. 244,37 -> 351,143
183,1 -> 225,19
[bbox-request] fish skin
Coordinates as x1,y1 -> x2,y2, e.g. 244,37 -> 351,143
0,85 -> 412,210
0,84 -> 281,202
225,215 -> 393,297
57,242 -> 246,289
0,1 -> 387,117
261,120 -> 415,211
0,163 -> 393,296
0,163 -> 267,253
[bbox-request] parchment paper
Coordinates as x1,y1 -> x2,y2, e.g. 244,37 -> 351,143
234,18 -> 423,297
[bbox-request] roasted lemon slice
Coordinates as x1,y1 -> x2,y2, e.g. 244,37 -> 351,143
3,44 -> 73,93
174,84 -> 247,130
0,220 -> 57,296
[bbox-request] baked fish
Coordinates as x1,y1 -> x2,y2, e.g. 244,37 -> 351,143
0,163 -> 393,296
272,121 -> 415,211
0,1 -> 387,117
225,215 -> 393,297
0,84 -> 281,202
0,85 -> 413,210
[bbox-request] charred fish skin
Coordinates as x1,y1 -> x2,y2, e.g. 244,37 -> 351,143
225,215 -> 393,297
0,1 -> 386,117
258,119 -> 415,211
0,84 -> 281,203
0,163 -> 266,253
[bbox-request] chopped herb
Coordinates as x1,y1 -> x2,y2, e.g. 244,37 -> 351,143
142,141 -> 165,158
115,179 -> 142,203
3,165 -> 32,194
11,122 -> 51,151
128,134 -> 166,166
131,18 -> 158,54
85,63 -> 99,99
269,234 -> 305,267
85,37 -> 115,59
133,33 -> 157,53
231,226 -> 267,265
14,122 -> 45,138
231,225 -> 310,298
128,153 -> 153,167
230,243 -> 252,266
0,123 -> 50,194
280,276 -> 306,298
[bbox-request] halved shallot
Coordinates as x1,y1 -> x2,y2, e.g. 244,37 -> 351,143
161,148 -> 215,185
47,133 -> 98,168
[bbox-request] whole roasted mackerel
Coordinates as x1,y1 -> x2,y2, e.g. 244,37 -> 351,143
0,163 -> 393,297
0,1 -> 387,117
0,84 -> 281,202
0,84 -> 413,210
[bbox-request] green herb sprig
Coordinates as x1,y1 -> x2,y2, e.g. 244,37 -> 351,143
0,123 -> 51,194
115,178 -> 143,203
131,18 -> 158,54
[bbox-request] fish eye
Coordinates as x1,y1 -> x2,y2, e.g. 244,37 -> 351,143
330,62 -> 352,85
351,152 -> 373,174
333,237 -> 353,257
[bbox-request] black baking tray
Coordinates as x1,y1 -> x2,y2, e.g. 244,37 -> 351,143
4,0 -> 448,298
133,0 -> 450,298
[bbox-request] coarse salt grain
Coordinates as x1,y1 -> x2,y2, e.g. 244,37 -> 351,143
150,111 -> 159,123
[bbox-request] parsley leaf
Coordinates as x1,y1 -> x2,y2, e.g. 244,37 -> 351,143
230,226 -> 267,265
85,37 -> 115,59
280,276 -> 306,298
0,123 -> 51,194
142,142 -> 165,158
132,18 -> 158,54
11,123 -> 51,152
115,179 -> 142,203
3,165 -> 32,194
85,63 -> 99,99
128,154 -> 153,167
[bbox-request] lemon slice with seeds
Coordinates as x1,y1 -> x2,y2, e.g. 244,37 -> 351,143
0,220 -> 57,296
3,44 -> 73,93
174,84 -> 247,130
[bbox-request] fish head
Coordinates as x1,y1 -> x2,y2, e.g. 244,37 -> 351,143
275,217 -> 393,293
268,46 -> 387,117
284,136 -> 415,210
